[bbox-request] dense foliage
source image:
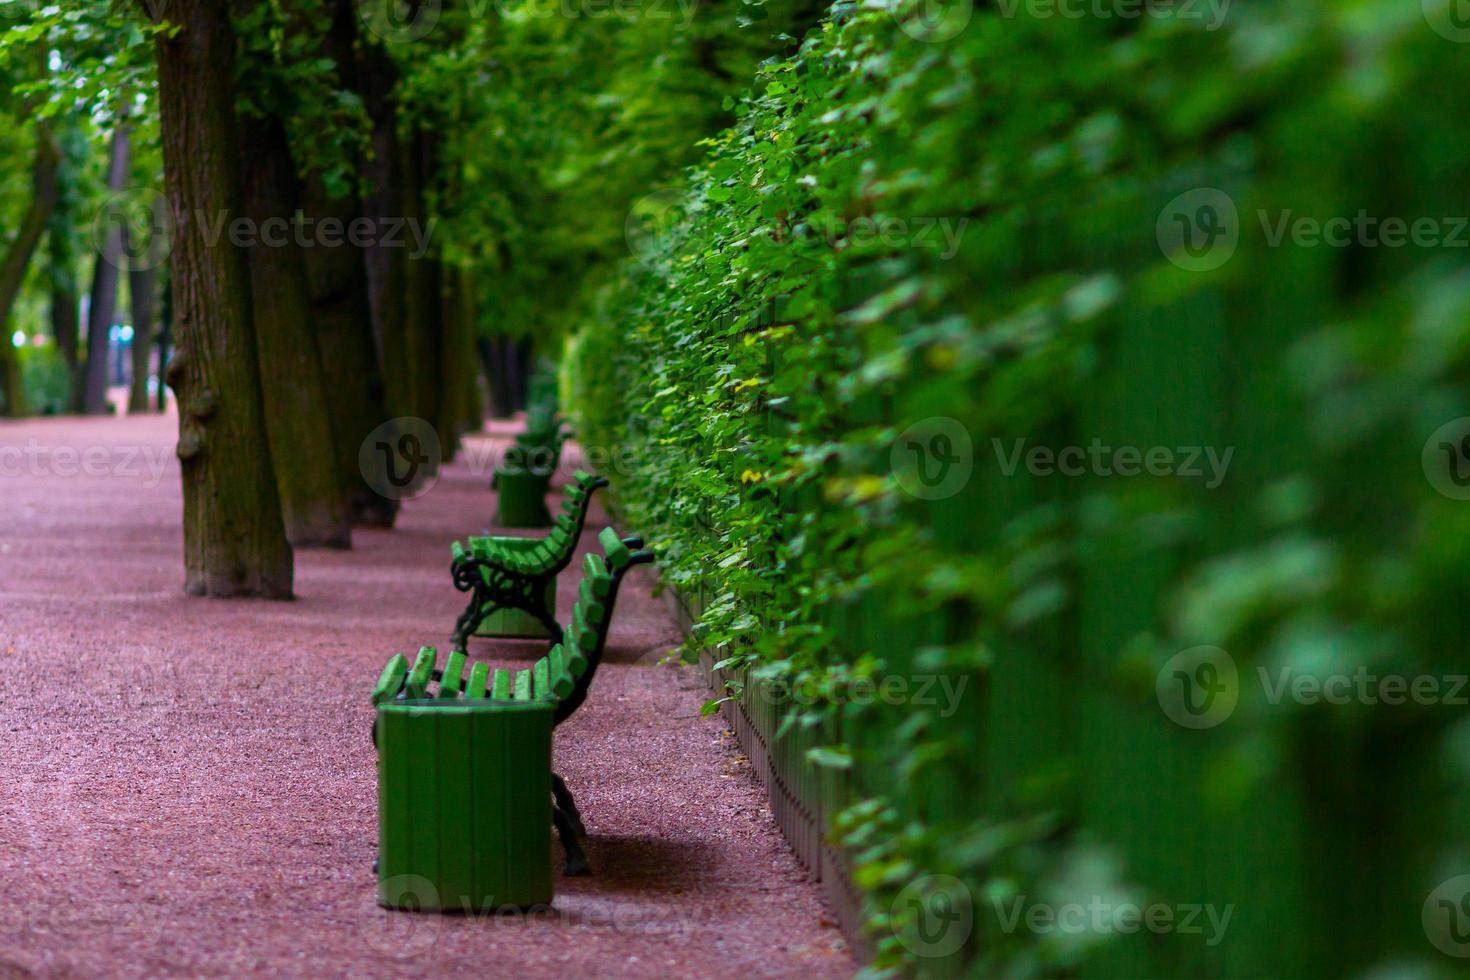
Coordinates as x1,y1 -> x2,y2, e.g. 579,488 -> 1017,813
570,1 -> 1470,975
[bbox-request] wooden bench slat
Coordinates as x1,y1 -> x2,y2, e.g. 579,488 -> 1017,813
492,668 -> 511,700
598,527 -> 632,570
465,661 -> 489,699
577,579 -> 608,625
404,646 -> 436,700
582,554 -> 611,596
533,657 -> 549,698
439,649 -> 467,698
371,654 -> 410,706
513,669 -> 532,701
565,644 -> 588,678
548,647 -> 574,698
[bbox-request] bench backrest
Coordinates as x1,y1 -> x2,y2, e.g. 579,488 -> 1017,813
547,527 -> 655,726
457,470 -> 608,573
377,526 -> 655,722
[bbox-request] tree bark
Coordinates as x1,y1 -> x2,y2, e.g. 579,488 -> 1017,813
297,0 -> 398,527
0,130 -> 61,418
154,0 -> 293,597
126,224 -> 156,414
156,265 -> 172,411
402,128 -> 444,428
236,111 -> 353,549
80,113 -> 132,415
357,40 -> 410,419
438,264 -> 481,446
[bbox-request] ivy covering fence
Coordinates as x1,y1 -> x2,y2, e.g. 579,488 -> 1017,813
568,1 -> 1470,975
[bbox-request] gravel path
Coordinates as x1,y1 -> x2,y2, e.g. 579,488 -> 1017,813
0,414 -> 853,979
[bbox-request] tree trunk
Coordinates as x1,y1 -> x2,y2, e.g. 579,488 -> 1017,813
480,335 -> 514,419
52,283 -> 79,376
358,40 -> 410,419
460,282 -> 484,435
80,113 -> 132,415
125,229 -> 156,414
438,264 -> 481,445
156,265 -> 172,411
297,0 -> 397,527
401,128 -> 444,428
0,130 -> 61,417
235,111 -> 353,549
154,0 -> 293,597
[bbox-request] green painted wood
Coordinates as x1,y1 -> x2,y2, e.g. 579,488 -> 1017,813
533,657 -> 549,698
466,662 -> 489,699
548,647 -> 574,698
491,668 -> 511,701
598,527 -> 631,569
564,644 -> 588,678
582,554 -> 611,596
439,650 -> 467,698
513,669 -> 532,701
404,647 -> 436,700
378,700 -> 553,911
495,470 -> 553,528
371,654 -> 410,706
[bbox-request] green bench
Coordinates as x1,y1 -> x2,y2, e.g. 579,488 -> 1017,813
449,471 -> 609,648
374,526 -> 655,876
491,420 -> 570,527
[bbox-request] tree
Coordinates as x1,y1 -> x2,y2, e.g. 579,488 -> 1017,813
0,125 -> 60,417
124,224 -> 156,413
79,103 -> 131,415
295,0 -> 397,527
235,104 -> 353,548
153,0 -> 292,597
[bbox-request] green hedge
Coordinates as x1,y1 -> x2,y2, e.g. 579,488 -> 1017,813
570,3 -> 1470,975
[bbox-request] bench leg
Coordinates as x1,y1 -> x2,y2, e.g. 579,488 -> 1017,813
532,602 -> 565,648
553,804 -> 590,876
551,772 -> 585,837
450,592 -> 487,652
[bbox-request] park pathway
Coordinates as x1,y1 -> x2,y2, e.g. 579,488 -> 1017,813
0,414 -> 852,978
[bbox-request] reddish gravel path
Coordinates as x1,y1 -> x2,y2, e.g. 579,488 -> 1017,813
0,414 -> 852,979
